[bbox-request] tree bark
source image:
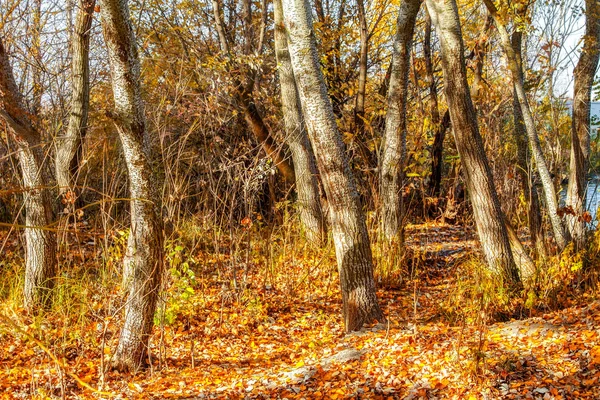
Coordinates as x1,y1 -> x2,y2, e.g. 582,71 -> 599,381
282,0 -> 385,331
380,0 -> 421,241
240,98 -> 297,183
0,39 -> 57,312
55,0 -> 95,198
354,0 -> 368,134
273,0 -> 326,245
511,30 -> 546,259
424,0 -> 521,285
483,0 -> 568,251
424,9 -> 447,198
566,0 -> 600,250
98,0 -> 164,372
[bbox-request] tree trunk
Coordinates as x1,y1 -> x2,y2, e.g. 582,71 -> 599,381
240,98 -> 297,183
430,110 -> 450,197
0,39 -> 57,312
511,31 -> 546,259
380,0 -> 421,241
98,0 -> 164,372
282,0 -> 385,331
425,0 -> 521,285
566,0 -> 600,250
483,0 -> 568,251
424,9 -> 447,198
273,0 -> 326,245
55,0 -> 95,198
354,0 -> 368,134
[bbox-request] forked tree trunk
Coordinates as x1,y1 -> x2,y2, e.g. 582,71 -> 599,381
483,0 -> 568,251
566,0 -> 600,250
282,0 -> 385,331
511,31 -> 546,259
380,0 -> 421,241
273,0 -> 326,245
424,0 -> 521,285
98,0 -> 164,372
55,0 -> 95,197
0,39 -> 57,312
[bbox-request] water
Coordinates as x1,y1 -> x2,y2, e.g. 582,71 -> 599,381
559,179 -> 600,229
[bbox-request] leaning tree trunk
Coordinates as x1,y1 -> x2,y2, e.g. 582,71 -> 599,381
55,0 -> 95,198
282,0 -> 385,331
511,30 -> 546,259
380,0 -> 421,241
566,0 -> 600,250
425,0 -> 521,286
0,39 -> 57,312
273,0 -> 326,245
98,0 -> 164,372
483,0 -> 568,252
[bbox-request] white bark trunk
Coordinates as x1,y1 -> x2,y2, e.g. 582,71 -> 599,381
55,0 -> 95,197
282,0 -> 385,331
99,0 -> 164,371
273,0 -> 326,245
483,0 -> 568,251
425,0 -> 520,285
380,0 -> 421,241
0,39 -> 57,312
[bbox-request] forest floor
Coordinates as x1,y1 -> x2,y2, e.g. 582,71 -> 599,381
1,222 -> 600,399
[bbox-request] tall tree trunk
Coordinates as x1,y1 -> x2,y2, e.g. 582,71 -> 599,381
424,0 -> 521,285
55,0 -> 95,198
282,0 -> 385,331
0,39 -> 57,312
98,0 -> 164,372
354,0 -> 368,134
483,0 -> 568,251
273,0 -> 326,245
424,9 -> 448,198
566,0 -> 600,250
380,0 -> 421,241
511,30 -> 546,259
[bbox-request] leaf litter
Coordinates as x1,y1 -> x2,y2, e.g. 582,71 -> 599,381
0,223 -> 599,399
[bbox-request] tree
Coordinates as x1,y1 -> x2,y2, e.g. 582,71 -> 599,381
483,0 -> 569,251
98,0 -> 164,371
211,0 -> 296,184
273,0 -> 326,245
282,0 -> 385,331
354,0 -> 368,135
0,39 -> 57,312
511,29 -> 546,258
566,0 -> 600,250
55,0 -> 96,199
380,0 -> 421,241
424,0 -> 521,285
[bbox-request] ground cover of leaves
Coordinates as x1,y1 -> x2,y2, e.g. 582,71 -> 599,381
1,223 -> 599,399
